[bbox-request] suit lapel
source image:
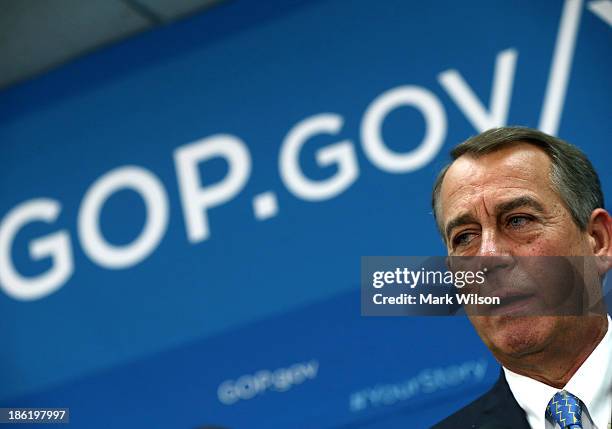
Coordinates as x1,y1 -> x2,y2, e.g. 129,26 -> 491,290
479,370 -> 531,429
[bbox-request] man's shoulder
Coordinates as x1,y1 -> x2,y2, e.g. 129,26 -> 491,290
431,370 -> 529,429
431,387 -> 496,429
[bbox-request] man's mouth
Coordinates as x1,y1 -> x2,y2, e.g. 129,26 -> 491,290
487,291 -> 537,316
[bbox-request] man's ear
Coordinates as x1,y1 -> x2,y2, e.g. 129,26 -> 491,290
587,208 -> 612,275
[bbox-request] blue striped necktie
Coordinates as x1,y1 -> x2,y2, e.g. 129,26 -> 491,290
546,390 -> 583,429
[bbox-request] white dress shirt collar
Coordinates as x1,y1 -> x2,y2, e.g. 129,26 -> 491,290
503,314 -> 612,429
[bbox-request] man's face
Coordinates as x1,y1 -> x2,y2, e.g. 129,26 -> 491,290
438,142 -> 595,360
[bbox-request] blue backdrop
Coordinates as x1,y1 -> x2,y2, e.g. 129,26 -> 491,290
0,0 -> 610,427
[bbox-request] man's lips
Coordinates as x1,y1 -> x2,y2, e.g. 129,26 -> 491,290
486,290 -> 538,316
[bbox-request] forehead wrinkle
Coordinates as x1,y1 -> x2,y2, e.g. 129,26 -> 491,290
443,191 -> 493,240
481,194 -> 492,218
441,162 -> 551,217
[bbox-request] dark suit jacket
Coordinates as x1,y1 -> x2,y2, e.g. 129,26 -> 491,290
431,369 -> 530,429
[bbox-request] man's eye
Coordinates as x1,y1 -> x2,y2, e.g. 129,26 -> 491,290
507,215 -> 530,228
453,232 -> 475,246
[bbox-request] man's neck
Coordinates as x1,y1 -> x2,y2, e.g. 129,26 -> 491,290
498,315 -> 608,388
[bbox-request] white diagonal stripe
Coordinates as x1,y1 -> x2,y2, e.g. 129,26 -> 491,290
588,0 -> 612,25
539,0 -> 584,135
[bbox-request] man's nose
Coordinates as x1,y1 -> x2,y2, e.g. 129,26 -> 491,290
477,230 -> 515,273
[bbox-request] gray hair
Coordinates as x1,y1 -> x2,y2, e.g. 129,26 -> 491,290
432,126 -> 604,240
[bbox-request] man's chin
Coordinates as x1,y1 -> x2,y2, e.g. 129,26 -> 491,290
483,316 -> 555,358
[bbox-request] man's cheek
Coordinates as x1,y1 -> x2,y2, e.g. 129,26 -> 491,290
468,317 -> 494,343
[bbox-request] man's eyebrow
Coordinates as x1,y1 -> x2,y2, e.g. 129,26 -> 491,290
494,196 -> 545,215
444,196 -> 545,240
445,213 -> 478,241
